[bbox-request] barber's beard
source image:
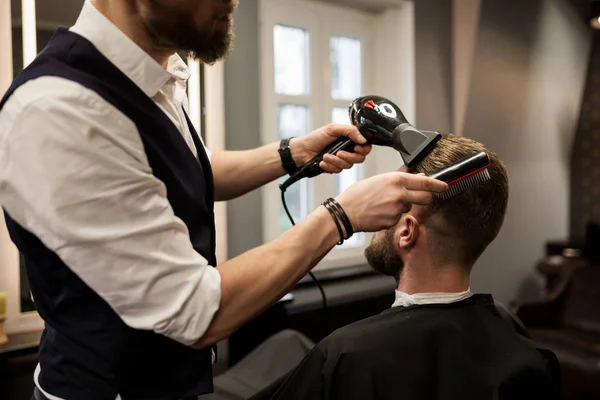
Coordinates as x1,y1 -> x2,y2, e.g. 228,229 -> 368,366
142,0 -> 235,64
364,229 -> 405,281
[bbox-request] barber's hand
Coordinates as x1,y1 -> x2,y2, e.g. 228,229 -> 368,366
335,172 -> 448,232
291,124 -> 373,173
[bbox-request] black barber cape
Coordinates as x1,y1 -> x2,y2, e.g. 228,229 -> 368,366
250,294 -> 561,400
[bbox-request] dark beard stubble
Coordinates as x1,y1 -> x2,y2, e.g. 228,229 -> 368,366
364,229 -> 405,281
142,0 -> 235,64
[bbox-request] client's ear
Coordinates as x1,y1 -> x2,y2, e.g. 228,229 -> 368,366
395,215 -> 420,250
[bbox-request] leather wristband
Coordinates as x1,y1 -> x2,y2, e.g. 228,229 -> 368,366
327,198 -> 354,239
278,137 -> 298,176
323,202 -> 345,245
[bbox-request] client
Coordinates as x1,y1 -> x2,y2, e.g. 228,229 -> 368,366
251,134 -> 561,400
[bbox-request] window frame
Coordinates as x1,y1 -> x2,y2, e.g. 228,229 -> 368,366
260,0 -> 416,270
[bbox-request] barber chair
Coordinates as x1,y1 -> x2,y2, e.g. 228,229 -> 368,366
204,330 -> 314,400
515,261 -> 600,400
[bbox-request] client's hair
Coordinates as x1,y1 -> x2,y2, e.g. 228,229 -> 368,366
409,134 -> 509,267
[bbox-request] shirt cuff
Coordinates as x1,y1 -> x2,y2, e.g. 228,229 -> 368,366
154,265 -> 222,346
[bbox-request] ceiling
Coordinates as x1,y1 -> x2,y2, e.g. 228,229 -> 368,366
10,0 -> 592,27
319,0 -> 406,13
569,0 -> 597,20
10,0 -> 406,27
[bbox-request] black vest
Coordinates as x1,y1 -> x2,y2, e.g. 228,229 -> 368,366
0,28 -> 217,399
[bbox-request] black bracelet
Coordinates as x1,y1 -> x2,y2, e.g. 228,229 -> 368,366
278,137 -> 298,176
324,198 -> 354,239
326,201 -> 347,238
327,198 -> 353,239
323,202 -> 345,245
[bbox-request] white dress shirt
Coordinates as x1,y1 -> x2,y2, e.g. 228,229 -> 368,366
0,2 -> 221,399
391,288 -> 473,308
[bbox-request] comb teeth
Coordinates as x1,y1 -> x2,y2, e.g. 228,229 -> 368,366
437,168 -> 491,200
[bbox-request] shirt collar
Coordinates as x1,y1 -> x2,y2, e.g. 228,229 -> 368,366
69,0 -> 190,98
391,288 -> 473,308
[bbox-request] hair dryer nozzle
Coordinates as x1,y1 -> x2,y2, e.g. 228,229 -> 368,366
392,127 -> 441,168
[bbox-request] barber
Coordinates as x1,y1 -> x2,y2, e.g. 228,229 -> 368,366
0,1 -> 447,399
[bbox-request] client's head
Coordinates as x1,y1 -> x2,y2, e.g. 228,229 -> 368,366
365,134 -> 509,286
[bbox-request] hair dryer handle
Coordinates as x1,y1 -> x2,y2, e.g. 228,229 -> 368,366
312,137 -> 355,163
301,137 -> 356,178
280,137 -> 355,191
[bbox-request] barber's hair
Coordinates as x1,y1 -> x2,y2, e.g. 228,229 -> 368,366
409,134 -> 509,266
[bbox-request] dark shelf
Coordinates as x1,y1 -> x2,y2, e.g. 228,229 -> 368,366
0,330 -> 42,358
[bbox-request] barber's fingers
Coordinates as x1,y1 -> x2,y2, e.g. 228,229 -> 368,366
397,190 -> 435,206
319,155 -> 350,174
336,149 -> 368,165
323,153 -> 353,169
353,144 -> 373,156
320,147 -> 373,173
324,124 -> 367,145
395,172 -> 448,194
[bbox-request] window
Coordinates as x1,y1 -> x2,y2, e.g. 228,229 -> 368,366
330,36 -> 362,101
260,0 -> 415,269
278,104 -> 312,231
274,25 -> 310,96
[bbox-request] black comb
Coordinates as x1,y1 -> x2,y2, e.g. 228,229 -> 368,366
428,152 -> 491,200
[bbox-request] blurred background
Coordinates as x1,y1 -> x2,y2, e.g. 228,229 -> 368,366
1,0 -> 600,398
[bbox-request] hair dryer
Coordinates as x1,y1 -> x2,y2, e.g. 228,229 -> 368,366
280,95 -> 441,191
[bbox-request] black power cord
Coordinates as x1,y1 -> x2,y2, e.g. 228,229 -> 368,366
280,189 -> 328,325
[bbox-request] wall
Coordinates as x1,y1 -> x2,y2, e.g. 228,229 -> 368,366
414,0 -> 592,303
462,0 -> 592,303
570,30 -> 600,239
414,0 -> 453,132
224,0 -> 264,258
